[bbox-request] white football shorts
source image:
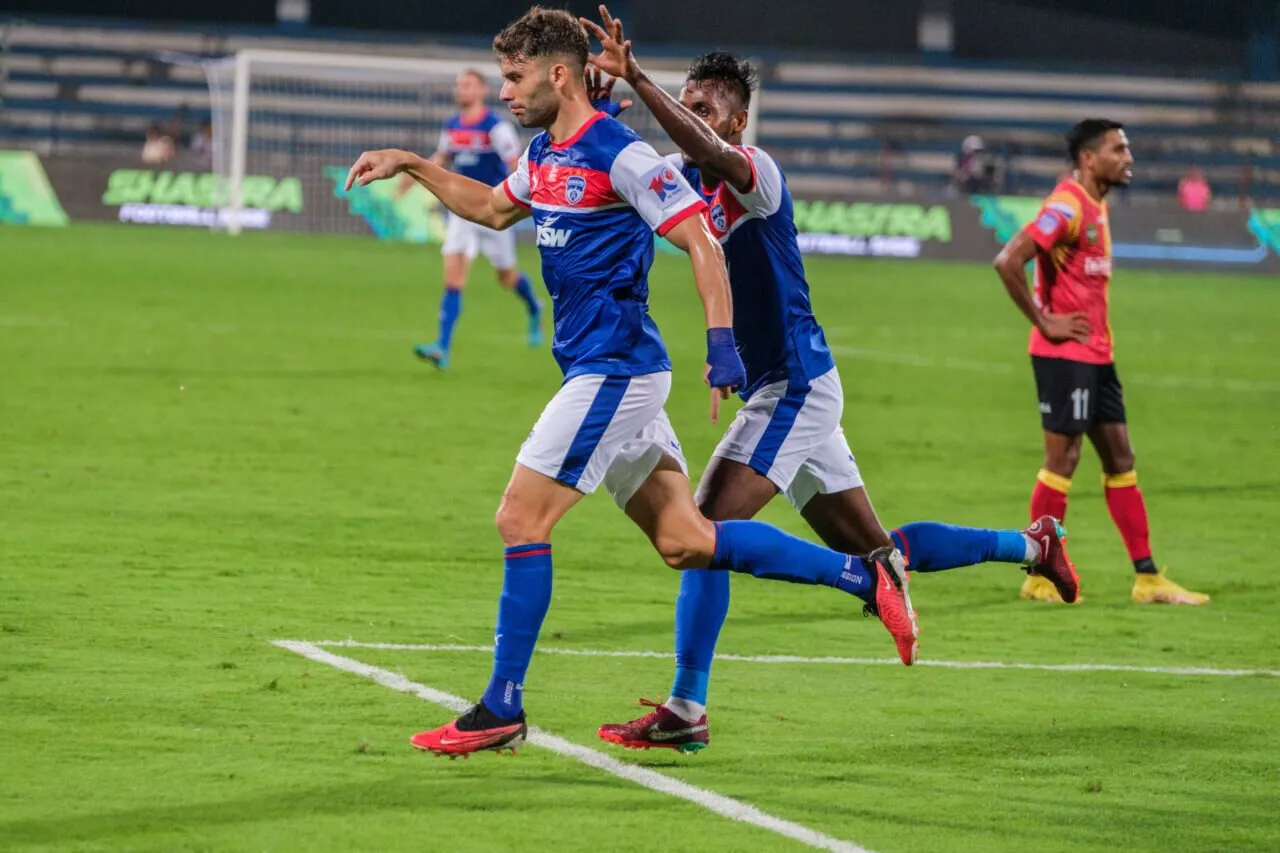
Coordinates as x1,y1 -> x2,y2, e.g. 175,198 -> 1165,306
710,367 -> 864,510
441,213 -> 518,270
516,371 -> 689,509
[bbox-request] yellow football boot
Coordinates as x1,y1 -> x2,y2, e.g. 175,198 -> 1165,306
1020,574 -> 1065,602
1132,570 -> 1210,605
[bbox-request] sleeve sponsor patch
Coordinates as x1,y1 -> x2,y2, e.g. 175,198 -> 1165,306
1047,201 -> 1077,218
1035,212 -> 1061,235
641,163 -> 683,203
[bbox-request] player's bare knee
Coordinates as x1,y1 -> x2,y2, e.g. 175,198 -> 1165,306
1110,448 -> 1136,474
653,520 -> 716,570
494,498 -> 544,547
653,535 -> 705,570
1045,439 -> 1082,477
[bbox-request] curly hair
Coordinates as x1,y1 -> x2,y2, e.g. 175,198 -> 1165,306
493,6 -> 588,70
686,51 -> 758,108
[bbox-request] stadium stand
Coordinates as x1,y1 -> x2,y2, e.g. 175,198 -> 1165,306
3,17 -> 1278,201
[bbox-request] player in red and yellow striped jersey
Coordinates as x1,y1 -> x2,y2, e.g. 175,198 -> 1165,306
994,119 -> 1208,605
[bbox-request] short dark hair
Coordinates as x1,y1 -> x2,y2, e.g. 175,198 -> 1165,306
493,6 -> 588,71
686,51 -> 758,108
1067,118 -> 1124,163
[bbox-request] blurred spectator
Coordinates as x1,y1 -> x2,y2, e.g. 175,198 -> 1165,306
952,134 -> 997,194
190,120 -> 213,164
141,124 -> 175,164
168,103 -> 191,146
1178,166 -> 1212,211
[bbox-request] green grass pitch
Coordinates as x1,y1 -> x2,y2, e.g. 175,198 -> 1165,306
1,224 -> 1278,853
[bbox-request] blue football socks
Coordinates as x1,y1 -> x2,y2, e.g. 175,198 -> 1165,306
708,520 -> 874,600
891,522 -> 1031,572
437,287 -> 462,352
481,543 -> 553,720
670,569 -> 730,707
512,272 -> 539,317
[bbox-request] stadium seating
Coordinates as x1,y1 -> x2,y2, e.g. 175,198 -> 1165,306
3,17 -> 1278,200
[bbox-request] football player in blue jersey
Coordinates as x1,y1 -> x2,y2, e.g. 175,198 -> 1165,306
345,6 -> 924,758
399,68 -> 543,368
583,6 -> 1077,752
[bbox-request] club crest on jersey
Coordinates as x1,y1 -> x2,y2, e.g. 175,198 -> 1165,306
710,203 -> 727,232
1085,224 -> 1099,243
565,175 -> 586,205
644,164 -> 682,202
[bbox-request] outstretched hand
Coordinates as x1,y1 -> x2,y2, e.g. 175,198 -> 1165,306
580,4 -> 639,84
583,65 -> 632,117
344,149 -> 414,192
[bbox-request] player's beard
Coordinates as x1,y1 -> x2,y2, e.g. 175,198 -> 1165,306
516,80 -> 558,129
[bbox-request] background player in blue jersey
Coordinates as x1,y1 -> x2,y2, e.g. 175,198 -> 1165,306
582,7 -> 1079,752
397,68 -> 543,369
344,6 -> 924,759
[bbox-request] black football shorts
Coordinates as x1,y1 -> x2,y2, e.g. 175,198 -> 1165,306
1031,356 -> 1127,435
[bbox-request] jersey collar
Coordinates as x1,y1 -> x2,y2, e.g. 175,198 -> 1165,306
550,111 -> 607,150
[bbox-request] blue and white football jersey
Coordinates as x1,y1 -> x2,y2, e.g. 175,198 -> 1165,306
674,146 -> 834,398
503,112 -> 706,380
437,110 -> 522,187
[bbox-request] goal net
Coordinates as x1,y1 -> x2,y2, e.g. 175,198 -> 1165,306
202,49 -> 731,239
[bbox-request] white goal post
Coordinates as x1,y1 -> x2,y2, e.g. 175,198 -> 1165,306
203,48 -> 758,237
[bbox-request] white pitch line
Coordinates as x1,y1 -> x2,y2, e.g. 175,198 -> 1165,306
275,640 -> 871,853
304,640 -> 1280,678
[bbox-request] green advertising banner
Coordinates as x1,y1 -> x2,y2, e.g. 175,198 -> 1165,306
971,194 -> 1280,271
323,165 -> 447,244
0,151 -> 70,227
791,200 -> 954,258
17,150 -> 1280,273
1248,209 -> 1280,255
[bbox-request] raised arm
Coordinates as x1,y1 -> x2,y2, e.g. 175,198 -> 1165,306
581,5 -> 753,193
346,149 -> 528,231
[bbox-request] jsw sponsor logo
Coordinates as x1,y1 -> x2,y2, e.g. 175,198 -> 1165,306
536,215 -> 571,248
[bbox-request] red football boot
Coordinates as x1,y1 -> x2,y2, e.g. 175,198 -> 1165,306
598,699 -> 709,754
863,546 -> 918,666
410,704 -> 526,758
1023,515 -> 1080,604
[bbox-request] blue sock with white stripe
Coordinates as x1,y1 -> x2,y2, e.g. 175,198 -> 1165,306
708,520 -> 874,601
437,287 -> 462,351
891,522 -> 1031,572
670,569 -> 729,709
481,543 -> 553,720
512,272 -> 539,316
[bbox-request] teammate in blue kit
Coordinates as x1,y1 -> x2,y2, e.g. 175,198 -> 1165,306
582,6 -> 1078,753
399,68 -> 543,368
345,6 -> 922,758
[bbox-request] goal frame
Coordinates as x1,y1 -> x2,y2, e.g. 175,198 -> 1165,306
207,48 -> 758,236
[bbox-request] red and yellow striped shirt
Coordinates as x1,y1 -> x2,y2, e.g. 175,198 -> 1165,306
1024,179 -> 1114,365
